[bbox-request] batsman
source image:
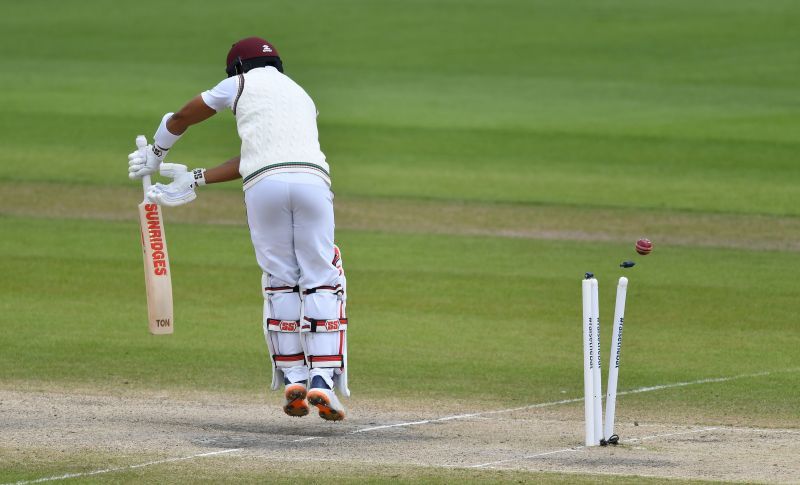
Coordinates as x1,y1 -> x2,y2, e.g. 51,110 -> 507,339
127,37 -> 350,421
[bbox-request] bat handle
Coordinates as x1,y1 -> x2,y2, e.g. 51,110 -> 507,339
141,174 -> 152,195
136,135 -> 151,196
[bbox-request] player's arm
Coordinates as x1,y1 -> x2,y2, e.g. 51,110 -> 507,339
204,156 -> 241,184
129,77 -> 238,180
128,99 -> 212,180
166,96 -> 217,135
130,77 -> 242,205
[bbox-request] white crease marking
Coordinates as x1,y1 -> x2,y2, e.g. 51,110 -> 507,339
291,436 -> 321,443
6,449 -> 241,485
468,427 -> 718,468
348,369 -> 794,434
719,426 -> 800,435
625,426 -> 719,444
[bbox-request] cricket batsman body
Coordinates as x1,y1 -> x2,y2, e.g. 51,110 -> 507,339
127,37 -> 349,420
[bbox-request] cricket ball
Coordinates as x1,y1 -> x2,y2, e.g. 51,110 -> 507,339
635,238 -> 653,255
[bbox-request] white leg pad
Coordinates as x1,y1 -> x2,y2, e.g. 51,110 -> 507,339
298,245 -> 350,396
334,245 -> 349,397
302,289 -> 341,390
262,273 -> 307,390
333,246 -> 350,397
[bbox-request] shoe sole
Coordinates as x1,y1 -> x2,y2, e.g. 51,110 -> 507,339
307,390 -> 345,421
283,386 -> 309,417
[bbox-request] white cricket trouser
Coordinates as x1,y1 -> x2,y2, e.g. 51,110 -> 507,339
245,172 -> 341,388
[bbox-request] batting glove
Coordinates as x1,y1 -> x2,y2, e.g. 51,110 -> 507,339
146,163 -> 206,207
128,144 -> 169,180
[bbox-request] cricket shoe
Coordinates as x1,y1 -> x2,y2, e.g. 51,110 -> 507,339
283,382 -> 309,417
306,376 -> 346,421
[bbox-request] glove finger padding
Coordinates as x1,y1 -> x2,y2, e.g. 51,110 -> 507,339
147,182 -> 197,207
129,165 -> 155,180
159,162 -> 189,180
128,150 -> 145,179
126,143 -> 161,180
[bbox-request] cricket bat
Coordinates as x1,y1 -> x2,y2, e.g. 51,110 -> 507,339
136,135 -> 174,335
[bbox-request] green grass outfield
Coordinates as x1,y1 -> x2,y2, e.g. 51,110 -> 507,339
1,0 -> 799,482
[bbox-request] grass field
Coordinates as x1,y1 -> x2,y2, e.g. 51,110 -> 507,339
1,1 -> 799,483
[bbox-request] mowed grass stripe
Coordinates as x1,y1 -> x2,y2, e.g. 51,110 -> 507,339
4,118 -> 800,217
3,182 -> 799,252
2,1 -> 800,216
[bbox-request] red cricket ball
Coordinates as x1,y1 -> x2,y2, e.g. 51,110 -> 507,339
635,238 -> 653,255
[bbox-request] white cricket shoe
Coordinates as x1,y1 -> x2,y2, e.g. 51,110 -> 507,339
283,382 -> 309,417
306,387 -> 346,421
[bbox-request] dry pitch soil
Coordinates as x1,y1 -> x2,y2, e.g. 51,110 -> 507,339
1,388 -> 798,483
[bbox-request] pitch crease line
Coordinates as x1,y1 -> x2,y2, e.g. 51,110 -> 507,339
468,427 -> 718,468
349,369 -> 791,434
5,449 -> 241,485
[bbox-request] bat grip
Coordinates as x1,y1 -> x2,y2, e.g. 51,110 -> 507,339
136,135 -> 151,197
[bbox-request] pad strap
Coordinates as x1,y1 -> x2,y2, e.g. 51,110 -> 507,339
308,354 -> 344,369
303,317 -> 348,332
302,284 -> 343,296
273,352 -> 306,368
265,285 -> 300,295
266,318 -> 301,332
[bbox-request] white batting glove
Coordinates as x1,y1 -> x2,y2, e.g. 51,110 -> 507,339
146,163 -> 206,207
128,144 -> 170,180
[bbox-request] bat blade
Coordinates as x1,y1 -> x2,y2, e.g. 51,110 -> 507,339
138,200 -> 174,335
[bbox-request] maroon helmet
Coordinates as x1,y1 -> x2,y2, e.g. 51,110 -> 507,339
226,37 -> 283,77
